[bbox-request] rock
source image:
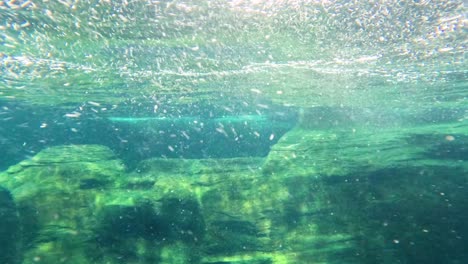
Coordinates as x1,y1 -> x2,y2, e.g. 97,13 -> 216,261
135,157 -> 264,177
93,196 -> 205,263
1,130 -> 466,264
0,145 -> 126,263
0,186 -> 19,264
261,121 -> 468,263
160,197 -> 205,243
263,122 -> 468,178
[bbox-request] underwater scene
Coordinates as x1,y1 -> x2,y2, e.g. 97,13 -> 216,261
0,1 -> 467,263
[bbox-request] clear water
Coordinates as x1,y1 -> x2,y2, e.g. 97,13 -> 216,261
0,1 -> 466,263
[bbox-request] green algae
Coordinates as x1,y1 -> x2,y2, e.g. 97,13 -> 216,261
264,121 -> 468,178
0,115 -> 467,264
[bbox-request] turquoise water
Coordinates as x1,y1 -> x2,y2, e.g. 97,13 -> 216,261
0,1 -> 467,263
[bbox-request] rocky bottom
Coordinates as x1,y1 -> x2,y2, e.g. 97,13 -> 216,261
1,122 -> 467,264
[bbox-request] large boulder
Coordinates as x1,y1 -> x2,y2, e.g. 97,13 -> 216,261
259,121 -> 468,263
0,145 -> 210,263
0,145 -> 126,263
263,121 -> 468,178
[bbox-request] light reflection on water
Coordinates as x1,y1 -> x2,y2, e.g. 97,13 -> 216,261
0,0 -> 465,108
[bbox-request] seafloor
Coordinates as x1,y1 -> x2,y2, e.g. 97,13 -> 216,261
1,114 -> 467,264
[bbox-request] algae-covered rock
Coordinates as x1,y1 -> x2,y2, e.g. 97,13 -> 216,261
1,129 -> 466,264
160,197 -> 205,243
133,157 -> 283,261
3,144 -> 125,192
0,144 -> 212,263
31,144 -> 117,163
263,122 -> 468,178
95,197 -> 204,244
0,145 -> 126,264
91,195 -> 205,263
96,202 -> 168,243
201,252 -> 280,264
135,157 -> 264,178
0,186 -> 20,264
260,121 -> 468,264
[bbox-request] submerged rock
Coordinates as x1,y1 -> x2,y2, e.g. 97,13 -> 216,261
260,122 -> 468,263
0,186 -> 19,264
0,145 -> 126,263
0,130 -> 466,264
263,122 -> 468,178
